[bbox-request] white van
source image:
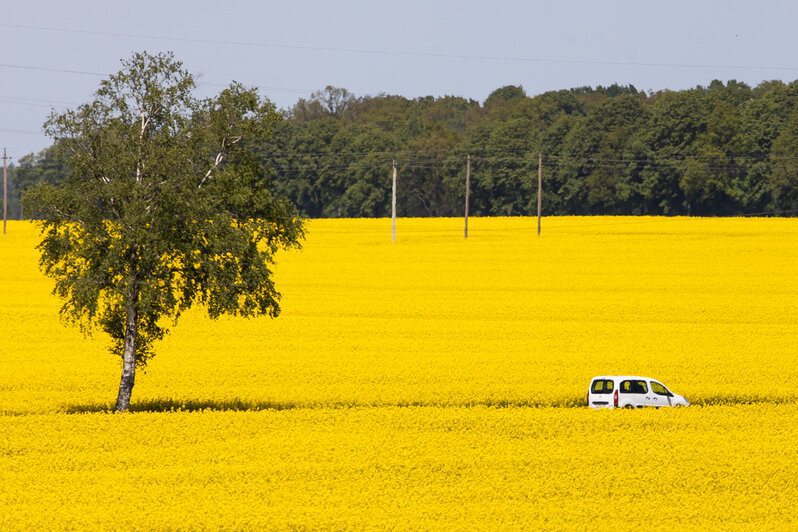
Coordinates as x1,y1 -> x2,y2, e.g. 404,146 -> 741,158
587,376 -> 689,409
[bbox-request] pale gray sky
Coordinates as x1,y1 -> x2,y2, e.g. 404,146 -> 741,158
2,0 -> 798,159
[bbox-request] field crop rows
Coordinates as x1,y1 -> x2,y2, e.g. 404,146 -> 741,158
2,217 -> 798,529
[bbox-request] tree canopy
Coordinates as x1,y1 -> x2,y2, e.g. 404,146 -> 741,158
22,51 -> 304,412
12,78 -> 798,219
261,79 -> 798,218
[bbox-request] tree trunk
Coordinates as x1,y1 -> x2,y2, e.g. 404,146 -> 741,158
114,289 -> 138,412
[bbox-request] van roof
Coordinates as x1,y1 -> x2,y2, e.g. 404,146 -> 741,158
591,376 -> 655,381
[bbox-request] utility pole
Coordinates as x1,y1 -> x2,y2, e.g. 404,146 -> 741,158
391,159 -> 397,242
537,152 -> 542,236
3,148 -> 7,235
464,154 -> 471,239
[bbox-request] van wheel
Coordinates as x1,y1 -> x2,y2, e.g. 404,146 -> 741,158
624,404 -> 634,409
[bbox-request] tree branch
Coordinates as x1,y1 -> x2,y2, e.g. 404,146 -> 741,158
50,206 -> 86,227
199,150 -> 225,189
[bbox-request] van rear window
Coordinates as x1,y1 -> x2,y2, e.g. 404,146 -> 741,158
591,379 -> 614,394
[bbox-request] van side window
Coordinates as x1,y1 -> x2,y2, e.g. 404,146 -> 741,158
591,379 -> 614,394
651,382 -> 670,396
620,380 -> 648,394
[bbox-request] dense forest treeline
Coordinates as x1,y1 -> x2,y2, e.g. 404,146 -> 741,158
8,79 -> 798,218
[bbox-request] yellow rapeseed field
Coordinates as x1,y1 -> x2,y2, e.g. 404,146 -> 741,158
2,217 -> 798,529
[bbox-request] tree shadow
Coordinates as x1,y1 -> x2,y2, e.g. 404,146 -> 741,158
61,396 -> 580,414
48,393 -> 798,414
62,397 -> 309,414
692,394 -> 798,407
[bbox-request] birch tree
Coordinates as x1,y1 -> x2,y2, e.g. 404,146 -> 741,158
23,52 -> 304,412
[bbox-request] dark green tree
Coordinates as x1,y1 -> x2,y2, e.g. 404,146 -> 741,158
23,52 -> 304,412
336,124 -> 399,217
557,94 -> 648,214
481,117 -> 537,216
262,117 -> 344,217
19,78 -> 798,219
291,86 -> 357,121
7,145 -> 68,219
484,85 -> 526,108
633,89 -> 708,214
680,101 -> 744,214
399,123 -> 461,216
769,109 -> 798,212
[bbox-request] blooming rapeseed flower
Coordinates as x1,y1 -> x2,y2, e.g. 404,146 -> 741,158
1,217 -> 797,529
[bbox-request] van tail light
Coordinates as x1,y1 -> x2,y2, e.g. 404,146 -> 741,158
613,389 -> 619,408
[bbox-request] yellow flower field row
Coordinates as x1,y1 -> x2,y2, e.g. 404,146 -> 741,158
2,217 -> 797,413
2,216 -> 798,529
2,405 -> 797,530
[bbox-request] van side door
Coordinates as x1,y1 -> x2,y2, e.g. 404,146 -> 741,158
619,379 -> 649,408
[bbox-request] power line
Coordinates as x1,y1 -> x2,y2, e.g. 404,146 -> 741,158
0,97 -> 73,109
1,136 -> 793,167
0,62 -> 106,77
263,151 -> 798,165
194,81 -> 319,95
0,127 -> 44,136
0,61 -> 322,98
0,95 -> 80,106
3,22 -> 798,72
300,210 -> 798,236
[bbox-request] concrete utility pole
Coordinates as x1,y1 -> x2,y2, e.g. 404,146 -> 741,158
464,154 -> 471,239
537,152 -> 543,236
391,159 -> 397,242
3,148 -> 7,234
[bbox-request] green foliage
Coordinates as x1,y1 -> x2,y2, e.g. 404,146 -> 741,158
484,85 -> 526,109
16,78 -> 798,218
556,94 -> 650,214
6,145 -> 67,219
23,51 -> 304,368
769,109 -> 798,211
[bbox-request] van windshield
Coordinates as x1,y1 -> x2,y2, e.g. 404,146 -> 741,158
651,382 -> 671,396
591,379 -> 614,394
